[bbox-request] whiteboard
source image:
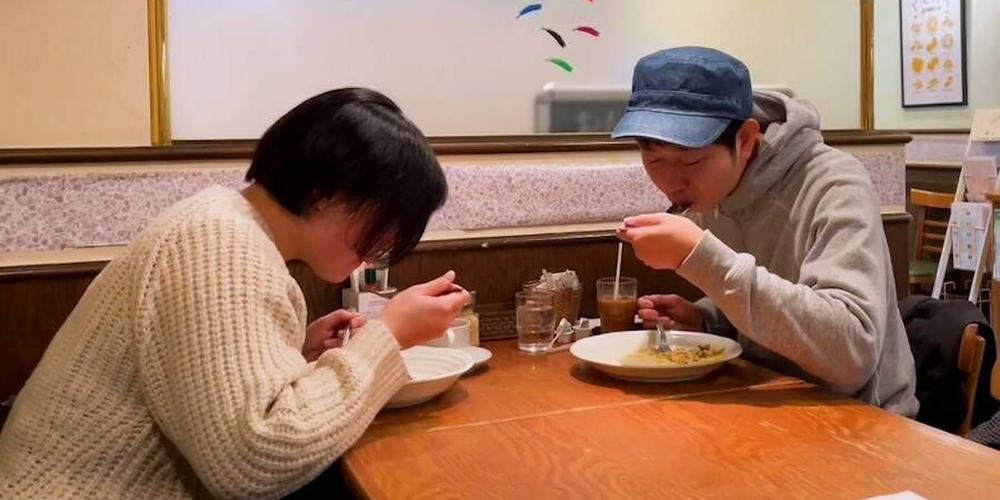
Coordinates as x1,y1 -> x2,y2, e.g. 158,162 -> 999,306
168,0 -> 861,140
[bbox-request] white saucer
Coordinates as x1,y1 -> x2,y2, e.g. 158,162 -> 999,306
457,346 -> 492,371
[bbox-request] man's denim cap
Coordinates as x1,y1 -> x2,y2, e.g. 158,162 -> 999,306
612,47 -> 753,148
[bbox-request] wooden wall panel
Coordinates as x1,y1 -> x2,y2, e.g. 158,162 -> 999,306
0,214 -> 909,404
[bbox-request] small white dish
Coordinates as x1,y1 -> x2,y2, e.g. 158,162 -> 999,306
457,346 -> 492,371
570,330 -> 741,383
386,346 -> 473,408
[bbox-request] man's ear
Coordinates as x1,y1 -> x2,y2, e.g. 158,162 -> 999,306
735,119 -> 761,163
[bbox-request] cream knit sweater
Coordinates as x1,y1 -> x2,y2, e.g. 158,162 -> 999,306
0,186 -> 409,499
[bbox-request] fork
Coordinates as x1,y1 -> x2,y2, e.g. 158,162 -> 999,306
654,317 -> 672,354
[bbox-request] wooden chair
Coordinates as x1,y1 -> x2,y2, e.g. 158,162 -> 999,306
909,188 -> 953,294
958,324 -> 987,436
993,331 -> 1000,405
980,192 -> 1000,405
990,293 -> 1000,404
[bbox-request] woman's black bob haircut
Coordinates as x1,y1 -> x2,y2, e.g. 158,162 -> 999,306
245,87 -> 446,265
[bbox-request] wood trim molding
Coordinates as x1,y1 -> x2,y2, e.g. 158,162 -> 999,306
880,129 -> 970,135
0,261 -> 108,280
416,230 -> 617,252
859,0 -> 875,131
881,211 -> 912,224
906,129 -> 971,135
0,215 -> 912,279
907,161 -> 963,171
0,131 -> 912,166
821,131 -> 911,146
0,230 -> 621,279
0,144 -> 253,165
146,0 -> 171,146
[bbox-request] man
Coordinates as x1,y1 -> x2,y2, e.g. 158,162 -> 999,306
614,46 -> 918,415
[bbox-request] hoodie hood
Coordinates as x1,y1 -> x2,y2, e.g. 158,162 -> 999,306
719,90 -> 824,214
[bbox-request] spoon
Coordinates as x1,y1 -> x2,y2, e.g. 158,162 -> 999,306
667,203 -> 692,215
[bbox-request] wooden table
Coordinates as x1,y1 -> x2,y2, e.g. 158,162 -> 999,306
343,340 -> 1000,499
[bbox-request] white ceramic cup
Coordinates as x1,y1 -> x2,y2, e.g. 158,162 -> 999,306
424,318 -> 471,347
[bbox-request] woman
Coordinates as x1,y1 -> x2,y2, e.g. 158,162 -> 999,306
0,88 -> 467,498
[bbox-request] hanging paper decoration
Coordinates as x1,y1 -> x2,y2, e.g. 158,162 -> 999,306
541,28 -> 566,48
517,4 -> 542,19
511,3 -> 600,72
545,58 -> 574,72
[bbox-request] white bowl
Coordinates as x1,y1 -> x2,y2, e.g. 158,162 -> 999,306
386,346 -> 474,408
570,330 -> 742,383
456,345 -> 492,371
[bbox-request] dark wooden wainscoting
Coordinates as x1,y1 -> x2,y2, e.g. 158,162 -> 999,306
0,213 -> 910,407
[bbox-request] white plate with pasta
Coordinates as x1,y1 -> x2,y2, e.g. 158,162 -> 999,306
570,330 -> 742,383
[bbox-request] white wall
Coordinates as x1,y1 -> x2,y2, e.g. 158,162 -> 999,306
874,0 -> 1000,130
168,0 -> 861,139
0,0 -> 150,147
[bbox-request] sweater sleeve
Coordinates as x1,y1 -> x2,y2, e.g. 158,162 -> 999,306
693,297 -> 738,339
134,218 -> 408,499
676,178 -> 890,396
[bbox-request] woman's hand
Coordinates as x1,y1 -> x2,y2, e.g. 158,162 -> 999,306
381,271 -> 470,349
303,310 -> 366,362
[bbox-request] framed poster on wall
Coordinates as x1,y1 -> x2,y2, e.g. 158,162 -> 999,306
900,0 -> 967,107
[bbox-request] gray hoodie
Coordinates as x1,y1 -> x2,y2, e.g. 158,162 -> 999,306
676,91 -> 919,416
